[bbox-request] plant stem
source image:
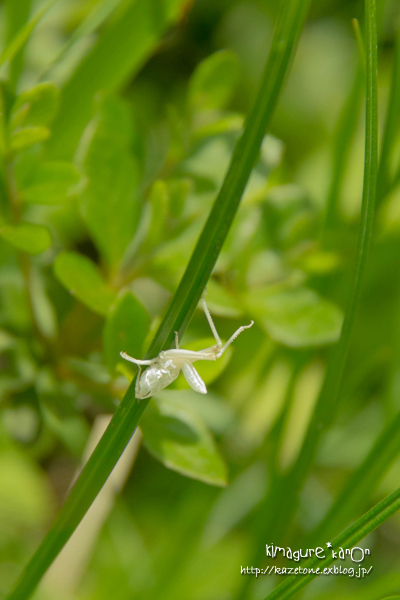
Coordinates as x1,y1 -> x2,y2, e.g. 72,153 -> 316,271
242,0 -> 378,596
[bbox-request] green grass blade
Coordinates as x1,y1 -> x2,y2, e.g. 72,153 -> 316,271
6,1 -> 310,598
293,0 -> 378,496
0,0 -> 56,69
376,27 -> 400,203
263,485 -> 400,600
310,411 -> 400,543
240,0 -> 378,593
322,65 -> 363,240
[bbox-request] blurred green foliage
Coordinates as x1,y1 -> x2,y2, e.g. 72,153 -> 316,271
0,0 -> 400,599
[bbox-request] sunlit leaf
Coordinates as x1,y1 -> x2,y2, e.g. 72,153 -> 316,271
248,286 -> 343,347
78,96 -> 140,267
205,279 -> 243,318
10,82 -> 59,129
141,393 -> 228,487
103,291 -> 150,372
189,50 -> 240,111
10,126 -> 50,152
20,162 -> 81,204
54,251 -> 115,316
0,222 -> 52,254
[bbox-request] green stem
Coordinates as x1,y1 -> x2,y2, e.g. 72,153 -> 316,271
293,0 -> 378,500
6,1 -> 311,599
376,25 -> 400,204
321,65 -> 363,242
242,0 -> 378,595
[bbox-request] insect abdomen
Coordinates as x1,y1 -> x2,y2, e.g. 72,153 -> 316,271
137,363 -> 180,399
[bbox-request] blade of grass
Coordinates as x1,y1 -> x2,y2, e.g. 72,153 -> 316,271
310,410 -> 400,544
309,295 -> 400,545
6,1 -> 311,598
321,64 -> 363,241
263,484 -> 400,600
241,0 -> 378,595
376,27 -> 400,204
0,0 -> 56,69
291,0 -> 378,510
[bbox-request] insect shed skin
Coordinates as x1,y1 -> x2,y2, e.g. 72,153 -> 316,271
120,297 -> 254,400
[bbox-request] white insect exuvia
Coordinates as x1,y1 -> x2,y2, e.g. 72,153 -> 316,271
120,296 -> 254,399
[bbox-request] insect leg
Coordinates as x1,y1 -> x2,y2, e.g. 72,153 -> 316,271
174,331 -> 179,349
201,298 -> 222,348
182,362 -> 207,394
120,351 -> 153,365
216,321 -> 254,358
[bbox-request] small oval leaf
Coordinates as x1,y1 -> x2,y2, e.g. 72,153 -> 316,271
20,162 -> 81,204
141,393 -> 227,487
189,50 -> 239,111
54,251 -> 115,316
10,82 -> 59,129
248,287 -> 343,347
0,222 -> 52,255
10,126 -> 50,152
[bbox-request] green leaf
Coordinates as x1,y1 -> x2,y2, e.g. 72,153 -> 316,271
0,438 -> 55,529
41,0 -> 126,80
10,82 -> 59,129
141,393 -> 227,486
48,0 -> 192,158
103,291 -> 150,372
146,180 -> 169,247
78,96 -> 140,267
248,287 -> 343,347
10,126 -> 50,152
0,222 -> 52,254
189,50 -> 240,111
205,279 -> 243,318
20,162 -> 81,204
53,252 -> 115,316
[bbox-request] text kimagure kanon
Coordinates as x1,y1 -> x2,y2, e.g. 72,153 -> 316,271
266,544 -> 371,563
